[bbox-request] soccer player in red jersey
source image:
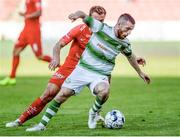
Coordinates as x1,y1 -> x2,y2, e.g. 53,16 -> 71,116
5,6 -> 145,128
0,0 -> 52,86
5,6 -> 107,128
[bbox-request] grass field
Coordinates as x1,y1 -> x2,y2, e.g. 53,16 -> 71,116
0,40 -> 180,135
0,76 -> 180,136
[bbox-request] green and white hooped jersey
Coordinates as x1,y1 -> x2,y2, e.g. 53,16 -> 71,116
78,16 -> 132,76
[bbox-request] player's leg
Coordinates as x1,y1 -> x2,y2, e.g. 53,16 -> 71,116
26,66 -> 87,131
26,87 -> 74,131
0,32 -> 27,86
5,83 -> 59,127
18,83 -> 60,123
88,78 -> 110,129
31,43 -> 52,62
30,32 -> 51,62
6,69 -> 67,127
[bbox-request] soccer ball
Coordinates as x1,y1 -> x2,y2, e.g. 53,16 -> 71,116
104,110 -> 125,129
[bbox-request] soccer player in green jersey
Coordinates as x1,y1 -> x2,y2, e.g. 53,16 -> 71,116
26,10 -> 150,131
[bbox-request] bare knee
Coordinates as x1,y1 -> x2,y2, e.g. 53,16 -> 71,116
13,48 -> 22,56
94,82 -> 110,101
40,83 -> 60,104
54,87 -> 74,104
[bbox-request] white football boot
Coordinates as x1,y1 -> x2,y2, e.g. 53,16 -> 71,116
88,109 -> 104,129
26,123 -> 45,132
6,119 -> 21,127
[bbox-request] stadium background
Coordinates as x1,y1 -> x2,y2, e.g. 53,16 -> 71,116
0,0 -> 179,76
0,0 -> 179,136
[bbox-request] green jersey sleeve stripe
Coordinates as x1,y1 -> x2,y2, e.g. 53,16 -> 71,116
121,47 -> 132,57
84,16 -> 103,32
83,16 -> 93,27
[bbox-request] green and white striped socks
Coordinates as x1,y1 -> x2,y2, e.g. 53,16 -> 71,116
39,99 -> 61,127
91,96 -> 104,113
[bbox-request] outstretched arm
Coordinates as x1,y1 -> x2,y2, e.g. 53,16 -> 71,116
68,10 -> 87,22
127,53 -> 150,84
19,10 -> 42,19
48,40 -> 65,71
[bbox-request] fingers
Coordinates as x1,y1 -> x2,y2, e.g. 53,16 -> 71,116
140,73 -> 151,84
68,13 -> 76,22
144,76 -> 151,84
48,61 -> 59,71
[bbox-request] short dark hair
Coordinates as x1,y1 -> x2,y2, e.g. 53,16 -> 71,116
89,6 -> 106,16
118,13 -> 135,24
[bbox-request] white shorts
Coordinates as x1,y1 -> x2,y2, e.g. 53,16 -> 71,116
62,65 -> 109,95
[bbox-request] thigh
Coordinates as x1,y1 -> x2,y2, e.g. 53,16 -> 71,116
49,67 -> 72,89
40,83 -> 60,103
29,31 -> 42,56
88,74 -> 109,96
62,66 -> 94,94
14,30 -> 28,49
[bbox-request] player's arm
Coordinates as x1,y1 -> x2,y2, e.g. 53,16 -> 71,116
137,57 -> 146,66
126,53 -> 150,84
25,10 -> 42,19
69,11 -> 103,32
68,11 -> 87,22
48,25 -> 82,71
48,40 -> 65,71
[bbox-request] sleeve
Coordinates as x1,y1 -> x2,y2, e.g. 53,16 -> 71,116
121,40 -> 132,57
34,0 -> 42,11
60,24 -> 83,45
83,16 -> 103,32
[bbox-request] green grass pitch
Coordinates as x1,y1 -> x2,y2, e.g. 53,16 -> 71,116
0,76 -> 179,136
0,40 -> 179,135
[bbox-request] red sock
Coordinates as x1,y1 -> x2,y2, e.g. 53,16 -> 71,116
10,56 -> 20,78
41,55 -> 52,62
19,97 -> 46,124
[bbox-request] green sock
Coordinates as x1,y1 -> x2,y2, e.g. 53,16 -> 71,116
40,100 -> 61,127
91,96 -> 104,113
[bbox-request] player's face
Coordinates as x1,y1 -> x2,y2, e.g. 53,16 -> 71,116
115,21 -> 134,39
91,12 -> 106,22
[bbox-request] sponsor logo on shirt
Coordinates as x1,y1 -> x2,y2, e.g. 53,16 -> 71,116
53,72 -> 65,79
97,43 -> 108,51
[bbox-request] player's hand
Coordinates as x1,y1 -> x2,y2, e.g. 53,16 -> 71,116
68,13 -> 78,22
68,11 -> 86,22
49,59 -> 59,71
19,12 -> 25,17
137,57 -> 146,67
139,72 -> 151,84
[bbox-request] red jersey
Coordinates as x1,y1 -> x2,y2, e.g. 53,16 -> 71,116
25,0 -> 42,27
60,24 -> 91,72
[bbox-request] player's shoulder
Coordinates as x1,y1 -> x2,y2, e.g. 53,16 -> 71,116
102,23 -> 113,31
76,23 -> 88,31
